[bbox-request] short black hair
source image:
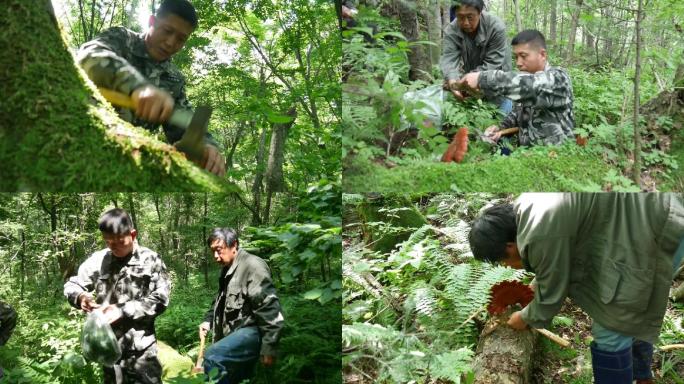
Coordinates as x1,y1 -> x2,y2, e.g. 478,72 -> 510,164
98,208 -> 134,235
451,0 -> 485,14
156,0 -> 198,29
512,29 -> 547,50
207,228 -> 239,248
468,204 -> 517,263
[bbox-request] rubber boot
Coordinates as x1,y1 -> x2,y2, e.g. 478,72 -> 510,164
632,340 -> 654,382
590,342 -> 633,384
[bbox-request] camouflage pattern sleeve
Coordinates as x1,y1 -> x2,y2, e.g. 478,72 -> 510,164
120,255 -> 170,321
499,109 -> 518,130
64,252 -> 103,309
77,27 -> 149,96
478,68 -> 573,109
440,26 -> 464,81
247,259 -> 285,356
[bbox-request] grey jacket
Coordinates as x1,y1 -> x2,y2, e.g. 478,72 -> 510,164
204,249 -> 285,356
440,11 -> 511,106
515,193 -> 684,343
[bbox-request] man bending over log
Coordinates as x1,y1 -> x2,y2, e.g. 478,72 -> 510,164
468,193 -> 684,384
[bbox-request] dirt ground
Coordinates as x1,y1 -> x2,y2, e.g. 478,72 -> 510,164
532,300 -> 684,384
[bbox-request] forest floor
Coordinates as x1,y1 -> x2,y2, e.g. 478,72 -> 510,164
532,296 -> 684,383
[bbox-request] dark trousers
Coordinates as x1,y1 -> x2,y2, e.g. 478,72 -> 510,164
203,327 -> 261,384
0,301 -> 17,346
103,343 -> 162,384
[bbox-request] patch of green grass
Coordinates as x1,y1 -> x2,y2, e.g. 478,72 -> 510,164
344,144 -> 611,192
661,125 -> 684,191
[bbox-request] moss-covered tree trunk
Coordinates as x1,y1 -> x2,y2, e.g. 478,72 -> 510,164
0,1 -> 232,191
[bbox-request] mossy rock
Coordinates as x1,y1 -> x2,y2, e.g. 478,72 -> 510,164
356,195 -> 428,254
344,144 -> 612,193
157,340 -> 194,380
0,1 -> 236,192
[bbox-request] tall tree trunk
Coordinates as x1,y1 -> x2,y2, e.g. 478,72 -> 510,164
153,195 -> 167,258
423,0 -> 442,67
513,0 -> 523,33
202,192 -> 209,286
20,229 -> 26,300
251,127 -> 268,225
441,4 -> 450,31
565,0 -> 583,60
633,0 -> 643,187
1,0 -> 229,191
395,0 -> 431,82
127,193 -> 139,238
549,0 -> 557,48
263,107 -> 297,224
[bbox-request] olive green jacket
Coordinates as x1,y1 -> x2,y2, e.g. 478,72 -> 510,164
516,193 -> 684,343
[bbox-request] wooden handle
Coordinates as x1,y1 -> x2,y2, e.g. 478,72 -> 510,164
98,88 -> 136,110
659,344 -> 684,352
193,332 -> 206,372
498,127 -> 519,136
534,328 -> 571,348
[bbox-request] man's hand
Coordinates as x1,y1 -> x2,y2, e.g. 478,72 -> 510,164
458,72 -> 481,92
507,310 -> 528,330
445,79 -> 466,101
260,355 -> 275,367
131,85 -> 174,123
99,304 -> 123,324
484,125 -> 502,142
78,293 -> 100,312
200,145 -> 226,177
199,321 -> 210,339
342,5 -> 357,19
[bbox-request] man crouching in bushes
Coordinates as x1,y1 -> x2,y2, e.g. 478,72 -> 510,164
468,193 -> 684,384
198,228 -> 284,383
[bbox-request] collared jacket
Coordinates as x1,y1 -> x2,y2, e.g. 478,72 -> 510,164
478,63 -> 575,146
440,11 -> 511,105
204,248 -> 284,356
77,26 -> 219,148
64,244 -> 170,352
515,193 -> 684,344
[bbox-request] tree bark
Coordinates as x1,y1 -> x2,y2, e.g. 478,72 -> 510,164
0,0 -> 230,191
265,107 -> 297,193
395,0 -> 432,82
423,0 -> 442,68
565,0 -> 584,60
549,0 -> 557,49
472,311 -> 538,384
513,0 -> 523,33
633,0 -> 643,187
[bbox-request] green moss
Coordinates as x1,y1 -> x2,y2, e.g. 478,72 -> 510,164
343,145 -> 611,193
0,1 -> 236,192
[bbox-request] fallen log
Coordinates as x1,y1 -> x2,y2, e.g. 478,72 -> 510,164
472,310 -> 538,384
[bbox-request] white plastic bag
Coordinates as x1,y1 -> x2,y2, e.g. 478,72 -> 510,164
400,84 -> 446,131
81,311 -> 121,366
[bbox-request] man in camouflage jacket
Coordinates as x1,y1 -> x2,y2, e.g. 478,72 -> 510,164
64,208 -> 170,384
459,29 -> 575,146
0,301 -> 17,379
199,228 -> 284,384
77,0 -> 225,176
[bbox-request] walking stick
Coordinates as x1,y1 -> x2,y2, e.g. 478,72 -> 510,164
193,332 -> 206,374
